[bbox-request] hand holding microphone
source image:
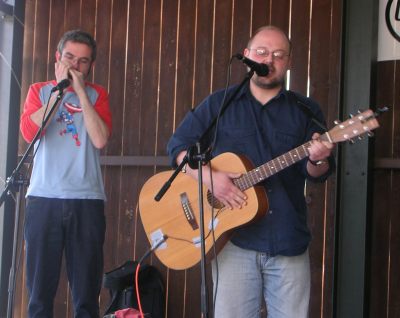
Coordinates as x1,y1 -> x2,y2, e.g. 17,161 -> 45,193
52,71 -> 84,93
51,78 -> 71,93
235,53 -> 269,77
53,60 -> 72,93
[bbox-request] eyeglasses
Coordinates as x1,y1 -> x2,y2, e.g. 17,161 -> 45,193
62,52 -> 91,66
247,47 -> 289,60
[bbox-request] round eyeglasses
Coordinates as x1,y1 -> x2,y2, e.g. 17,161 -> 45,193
247,47 -> 289,60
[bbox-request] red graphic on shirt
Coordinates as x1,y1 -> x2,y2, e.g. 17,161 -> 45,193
64,102 -> 82,114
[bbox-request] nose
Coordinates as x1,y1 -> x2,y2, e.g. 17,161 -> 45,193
263,53 -> 274,64
70,58 -> 79,68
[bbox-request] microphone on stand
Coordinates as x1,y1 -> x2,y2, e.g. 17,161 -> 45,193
51,79 -> 70,93
235,53 -> 269,77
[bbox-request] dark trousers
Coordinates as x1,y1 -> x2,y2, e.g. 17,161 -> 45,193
24,196 -> 106,318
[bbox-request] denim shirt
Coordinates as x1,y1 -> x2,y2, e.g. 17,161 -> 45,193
167,84 -> 334,256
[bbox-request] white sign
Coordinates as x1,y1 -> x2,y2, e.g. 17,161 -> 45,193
378,0 -> 400,61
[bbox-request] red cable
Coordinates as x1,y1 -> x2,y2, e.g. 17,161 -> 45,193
135,263 -> 145,318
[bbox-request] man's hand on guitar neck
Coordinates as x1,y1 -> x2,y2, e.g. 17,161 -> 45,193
176,151 -> 247,210
307,132 -> 334,177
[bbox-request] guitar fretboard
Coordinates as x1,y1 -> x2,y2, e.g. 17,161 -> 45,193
233,134 -> 327,191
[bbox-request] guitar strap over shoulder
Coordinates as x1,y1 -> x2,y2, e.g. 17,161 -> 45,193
286,90 -> 327,133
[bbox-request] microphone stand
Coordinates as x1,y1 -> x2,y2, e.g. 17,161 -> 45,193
154,70 -> 255,318
0,89 -> 65,318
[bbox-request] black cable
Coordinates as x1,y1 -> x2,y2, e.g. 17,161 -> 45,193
207,55 -> 236,317
9,91 -> 60,314
208,55 -> 235,153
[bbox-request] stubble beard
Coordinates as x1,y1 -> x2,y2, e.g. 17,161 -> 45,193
252,76 -> 285,90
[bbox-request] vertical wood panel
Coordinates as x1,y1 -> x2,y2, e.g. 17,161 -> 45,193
47,0 -> 65,81
370,171 -> 391,317
157,0 -> 179,152
134,0 -> 162,264
122,0 -> 144,157
230,0 -> 252,84
121,0 -> 146,275
64,0 -> 81,30
193,0 -> 214,103
307,1 -> 340,318
100,3 -> 128,313
320,0 -> 341,316
33,0 -> 51,83
93,1 -> 114,313
174,3 -> 199,315
251,0 -> 270,31
20,0 -> 35,91
370,60 -> 400,318
289,0 -> 311,94
93,0 -> 112,90
370,61 -> 394,318
270,0 -> 290,33
116,0 -> 148,298
388,170 -> 400,318
174,0 -> 196,120
80,0 -> 97,35
107,0 -> 129,265
212,0 -> 233,90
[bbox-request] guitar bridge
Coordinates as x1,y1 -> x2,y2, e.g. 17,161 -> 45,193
180,192 -> 198,230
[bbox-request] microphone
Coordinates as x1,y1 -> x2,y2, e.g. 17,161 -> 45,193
235,54 -> 269,77
51,79 -> 70,92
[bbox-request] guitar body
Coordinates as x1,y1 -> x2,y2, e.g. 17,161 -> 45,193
139,152 -> 269,270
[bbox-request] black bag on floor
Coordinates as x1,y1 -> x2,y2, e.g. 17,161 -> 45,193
103,261 -> 165,318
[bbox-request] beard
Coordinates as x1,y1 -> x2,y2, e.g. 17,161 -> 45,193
252,75 -> 285,89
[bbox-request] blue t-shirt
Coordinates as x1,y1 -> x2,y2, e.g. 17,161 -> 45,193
167,84 -> 334,256
25,82 -> 109,200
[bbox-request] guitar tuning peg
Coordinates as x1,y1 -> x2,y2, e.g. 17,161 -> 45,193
348,138 -> 355,144
358,135 -> 363,140
357,109 -> 364,114
349,114 -> 354,118
334,120 -> 341,125
367,131 -> 374,137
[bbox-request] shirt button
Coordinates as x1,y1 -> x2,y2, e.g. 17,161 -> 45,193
269,210 -> 273,214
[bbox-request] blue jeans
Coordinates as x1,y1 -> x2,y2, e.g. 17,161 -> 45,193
212,241 -> 310,318
24,196 -> 106,318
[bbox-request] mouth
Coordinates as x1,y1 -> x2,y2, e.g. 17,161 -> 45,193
258,69 -> 273,78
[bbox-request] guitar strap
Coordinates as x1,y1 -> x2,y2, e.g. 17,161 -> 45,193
257,90 -> 325,209
286,90 -> 327,133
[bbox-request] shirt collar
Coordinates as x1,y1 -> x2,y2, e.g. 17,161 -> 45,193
237,82 -> 289,106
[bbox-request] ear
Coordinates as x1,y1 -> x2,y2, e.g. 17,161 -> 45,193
243,48 -> 250,58
286,55 -> 292,70
55,51 -> 61,61
86,61 -> 95,78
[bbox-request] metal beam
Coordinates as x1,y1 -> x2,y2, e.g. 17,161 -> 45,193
335,0 -> 379,317
0,0 -> 25,315
0,1 -> 13,16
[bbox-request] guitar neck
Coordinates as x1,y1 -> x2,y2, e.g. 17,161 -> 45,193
233,134 -> 329,191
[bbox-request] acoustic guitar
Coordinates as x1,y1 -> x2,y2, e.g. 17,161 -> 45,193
139,109 -> 381,270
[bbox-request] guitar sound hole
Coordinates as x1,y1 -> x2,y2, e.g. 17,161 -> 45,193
206,190 -> 224,209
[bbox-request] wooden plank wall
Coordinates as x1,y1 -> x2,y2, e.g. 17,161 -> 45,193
15,0 -> 341,317
370,60 -> 400,318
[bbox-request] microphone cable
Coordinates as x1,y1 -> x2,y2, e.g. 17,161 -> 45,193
134,235 -> 167,318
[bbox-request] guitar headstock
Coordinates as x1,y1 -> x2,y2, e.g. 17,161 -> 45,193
327,109 -> 382,144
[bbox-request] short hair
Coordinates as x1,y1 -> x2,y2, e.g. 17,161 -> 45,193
57,30 -> 97,61
247,26 -> 292,54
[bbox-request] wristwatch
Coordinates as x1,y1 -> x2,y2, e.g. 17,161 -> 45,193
182,163 -> 188,173
308,158 -> 328,166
